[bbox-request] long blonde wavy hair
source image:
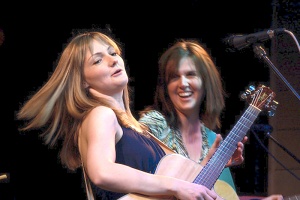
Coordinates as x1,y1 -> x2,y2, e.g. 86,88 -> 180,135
17,31 -> 146,171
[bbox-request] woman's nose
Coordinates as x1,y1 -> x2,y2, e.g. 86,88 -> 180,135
108,56 -> 118,67
179,76 -> 189,88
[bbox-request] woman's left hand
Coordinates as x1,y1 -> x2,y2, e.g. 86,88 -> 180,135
201,134 -> 247,167
226,136 -> 248,167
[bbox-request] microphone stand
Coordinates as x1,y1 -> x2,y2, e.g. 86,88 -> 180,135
250,124 -> 300,181
265,131 -> 300,164
252,44 -> 300,101
251,124 -> 300,164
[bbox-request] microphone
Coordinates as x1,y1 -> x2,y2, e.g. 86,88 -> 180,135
223,28 -> 286,51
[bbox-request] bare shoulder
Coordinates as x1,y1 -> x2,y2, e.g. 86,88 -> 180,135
89,106 -> 116,118
83,106 -> 119,129
80,106 -> 122,144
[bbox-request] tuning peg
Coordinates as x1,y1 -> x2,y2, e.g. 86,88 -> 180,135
268,110 -> 275,117
267,100 -> 279,117
249,85 -> 256,91
241,85 -> 256,100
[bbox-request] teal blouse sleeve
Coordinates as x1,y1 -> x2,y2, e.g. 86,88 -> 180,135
206,128 -> 237,191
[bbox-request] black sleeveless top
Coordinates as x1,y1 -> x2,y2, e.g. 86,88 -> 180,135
92,126 -> 166,200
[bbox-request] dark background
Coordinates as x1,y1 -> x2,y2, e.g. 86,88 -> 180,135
1,0 -> 287,199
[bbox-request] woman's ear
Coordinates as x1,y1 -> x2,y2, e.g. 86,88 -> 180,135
83,82 -> 89,89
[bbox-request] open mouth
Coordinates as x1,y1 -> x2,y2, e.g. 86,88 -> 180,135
178,92 -> 192,97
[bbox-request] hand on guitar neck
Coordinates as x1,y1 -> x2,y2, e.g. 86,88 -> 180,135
200,134 -> 247,168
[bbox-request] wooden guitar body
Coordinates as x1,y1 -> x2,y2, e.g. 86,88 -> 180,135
119,154 -> 239,200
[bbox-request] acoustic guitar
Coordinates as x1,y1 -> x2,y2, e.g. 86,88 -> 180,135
119,84 -> 278,200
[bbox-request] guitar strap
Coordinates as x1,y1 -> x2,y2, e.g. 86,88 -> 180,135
78,135 -> 95,200
146,130 -> 175,155
82,162 -> 95,200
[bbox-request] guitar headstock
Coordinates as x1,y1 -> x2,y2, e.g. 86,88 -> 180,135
241,84 -> 279,116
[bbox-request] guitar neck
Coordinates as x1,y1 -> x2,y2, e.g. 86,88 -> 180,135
194,104 -> 261,189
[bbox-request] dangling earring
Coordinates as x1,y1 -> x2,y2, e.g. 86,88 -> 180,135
83,82 -> 90,95
85,87 -> 90,94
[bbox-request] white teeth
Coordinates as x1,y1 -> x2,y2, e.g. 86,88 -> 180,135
178,92 -> 192,97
